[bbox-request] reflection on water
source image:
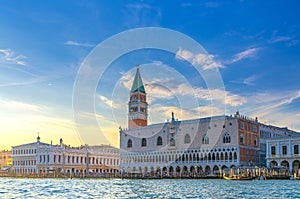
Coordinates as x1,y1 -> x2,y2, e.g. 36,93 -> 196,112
0,178 -> 300,198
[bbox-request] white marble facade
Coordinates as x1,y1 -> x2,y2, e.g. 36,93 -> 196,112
12,137 -> 119,175
266,136 -> 300,172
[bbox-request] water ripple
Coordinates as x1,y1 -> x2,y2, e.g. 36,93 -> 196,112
0,178 -> 300,198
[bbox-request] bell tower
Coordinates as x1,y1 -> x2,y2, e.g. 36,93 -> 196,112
128,65 -> 148,129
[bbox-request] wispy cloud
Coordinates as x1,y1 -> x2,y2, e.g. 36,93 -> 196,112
123,3 -> 161,27
286,40 -> 299,47
64,41 -> 95,47
269,36 -> 292,43
247,91 -> 300,131
243,75 -> 259,86
227,47 -> 260,64
0,100 -> 48,112
126,3 -> 153,9
119,64 -> 246,108
268,31 -> 298,47
203,2 -> 221,8
175,48 -> 224,70
242,90 -> 300,118
98,95 -> 121,109
0,49 -> 27,66
181,3 -> 193,7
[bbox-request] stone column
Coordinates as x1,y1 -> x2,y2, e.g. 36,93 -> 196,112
276,142 -> 280,157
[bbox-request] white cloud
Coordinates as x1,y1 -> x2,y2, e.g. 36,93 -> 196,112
175,48 -> 224,70
269,36 -> 292,44
119,71 -> 134,91
230,74 -> 260,86
238,90 -> 300,130
0,49 -> 27,66
98,95 -> 120,109
126,3 -> 152,9
64,41 -> 95,47
146,81 -> 247,107
243,75 -> 259,86
0,100 -> 48,112
149,105 -> 197,122
204,2 -> 221,8
176,48 -> 194,60
286,40 -> 299,47
193,106 -> 223,116
228,48 -> 260,64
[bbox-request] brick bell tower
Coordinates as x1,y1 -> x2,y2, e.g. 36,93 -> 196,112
128,65 -> 148,129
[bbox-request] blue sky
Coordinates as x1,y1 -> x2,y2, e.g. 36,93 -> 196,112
0,0 -> 300,149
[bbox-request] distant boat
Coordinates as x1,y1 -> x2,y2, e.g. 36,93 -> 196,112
223,174 -> 256,180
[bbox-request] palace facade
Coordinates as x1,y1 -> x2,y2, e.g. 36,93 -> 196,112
12,135 -> 119,176
119,66 -> 274,177
266,135 -> 300,172
259,124 -> 298,166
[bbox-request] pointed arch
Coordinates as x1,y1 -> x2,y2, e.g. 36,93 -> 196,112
223,133 -> 231,143
170,138 -> 176,146
127,139 -> 132,148
184,133 -> 191,144
157,136 -> 163,146
202,135 -> 209,145
141,138 -> 147,147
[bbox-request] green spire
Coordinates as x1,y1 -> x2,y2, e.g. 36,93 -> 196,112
131,65 -> 145,93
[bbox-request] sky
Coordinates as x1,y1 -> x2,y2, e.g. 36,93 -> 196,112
0,0 -> 300,149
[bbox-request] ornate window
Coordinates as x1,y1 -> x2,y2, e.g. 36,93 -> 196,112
282,146 -> 287,155
294,145 -> 299,155
170,138 -> 176,146
253,136 -> 257,146
184,134 -> 191,144
223,133 -> 231,143
157,136 -> 163,146
141,138 -> 147,147
240,134 -> 244,144
127,139 -> 132,148
240,121 -> 244,130
271,146 -> 276,155
202,135 -> 209,145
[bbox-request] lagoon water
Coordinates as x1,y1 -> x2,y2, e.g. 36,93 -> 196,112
0,178 -> 299,199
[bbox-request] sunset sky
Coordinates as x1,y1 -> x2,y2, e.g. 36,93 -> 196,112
1,0 -> 300,149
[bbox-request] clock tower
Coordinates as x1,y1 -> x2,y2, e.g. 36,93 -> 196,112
128,65 -> 148,129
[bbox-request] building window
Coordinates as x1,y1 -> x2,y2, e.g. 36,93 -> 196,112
240,134 -> 244,144
127,139 -> 132,148
271,146 -> 276,155
223,133 -> 231,143
282,145 -> 287,155
184,134 -> 191,144
202,135 -> 209,145
157,136 -> 163,146
141,138 -> 147,147
170,138 -> 176,146
254,136 -> 257,146
252,125 -> 257,132
294,145 -> 299,155
240,121 -> 244,130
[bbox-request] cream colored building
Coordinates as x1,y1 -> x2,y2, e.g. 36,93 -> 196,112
12,136 -> 119,176
0,150 -> 12,168
266,135 -> 300,172
259,124 -> 298,166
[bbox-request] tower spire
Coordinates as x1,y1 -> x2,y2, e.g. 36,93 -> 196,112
130,64 -> 145,93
